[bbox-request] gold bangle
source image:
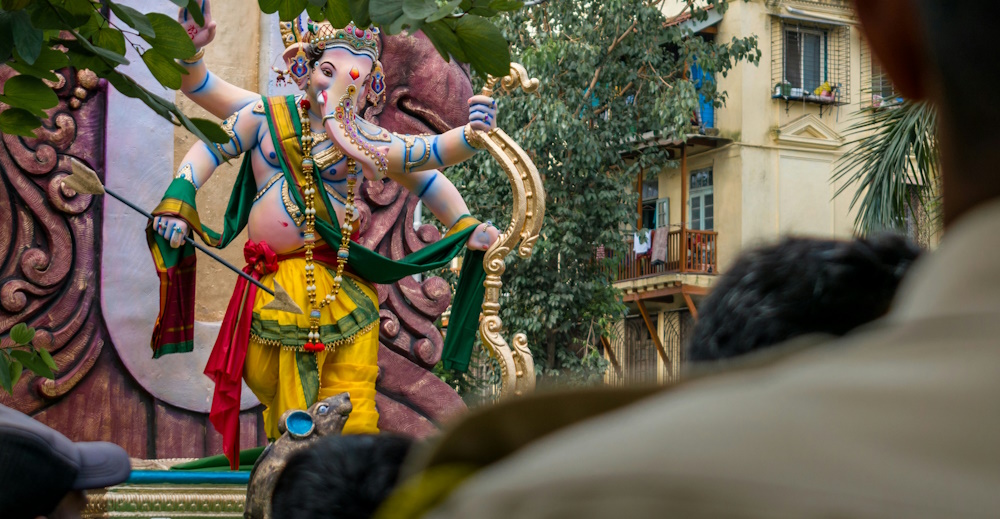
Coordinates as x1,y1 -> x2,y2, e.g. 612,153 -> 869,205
181,48 -> 205,64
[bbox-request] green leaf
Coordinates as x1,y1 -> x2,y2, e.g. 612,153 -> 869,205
370,0 -> 404,26
27,2 -> 90,29
0,108 -> 43,137
12,11 -> 43,64
142,48 -> 184,90
2,0 -> 33,9
38,348 -> 57,371
488,0 -> 523,11
422,19 -> 465,62
402,0 -> 439,19
0,75 -> 58,117
427,0 -> 462,22
191,117 -> 231,144
8,46 -> 69,82
9,358 -> 23,390
11,350 -> 54,379
325,0 -> 352,28
65,29 -> 130,66
60,0 -> 98,17
143,13 -> 196,59
452,14 -> 509,77
389,14 -> 421,34
306,3 -> 325,21
110,3 -> 156,39
274,0 -> 308,21
64,44 -> 114,75
93,27 -> 127,57
351,0 -> 371,27
307,0 -> 326,6
0,11 -> 14,62
185,0 -> 205,26
9,323 -> 35,345
0,353 -> 12,394
259,0 -> 282,14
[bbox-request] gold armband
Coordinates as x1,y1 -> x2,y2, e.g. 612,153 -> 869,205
463,124 -> 485,150
174,164 -> 198,189
181,48 -> 205,64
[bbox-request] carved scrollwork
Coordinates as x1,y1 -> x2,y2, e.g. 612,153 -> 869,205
0,67 -> 107,411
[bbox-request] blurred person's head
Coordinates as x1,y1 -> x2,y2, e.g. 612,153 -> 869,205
854,0 -> 1000,225
687,235 -> 921,363
271,434 -> 413,519
0,404 -> 131,519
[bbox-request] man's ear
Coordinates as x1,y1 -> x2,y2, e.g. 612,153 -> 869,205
853,0 -> 929,100
283,43 -> 311,90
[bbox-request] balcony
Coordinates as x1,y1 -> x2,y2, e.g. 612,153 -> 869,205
614,229 -> 718,282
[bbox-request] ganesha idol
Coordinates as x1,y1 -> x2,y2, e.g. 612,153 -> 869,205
150,5 -> 500,468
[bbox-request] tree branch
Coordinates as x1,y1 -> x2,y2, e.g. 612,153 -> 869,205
574,19 -> 639,119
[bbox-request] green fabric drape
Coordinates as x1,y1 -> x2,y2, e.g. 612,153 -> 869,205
149,95 -> 486,371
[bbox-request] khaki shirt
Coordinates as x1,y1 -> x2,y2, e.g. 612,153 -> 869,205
427,200 -> 1000,518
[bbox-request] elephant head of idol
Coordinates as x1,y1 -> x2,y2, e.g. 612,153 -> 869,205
281,20 -> 390,180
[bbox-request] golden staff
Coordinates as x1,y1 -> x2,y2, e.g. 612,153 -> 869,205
466,63 -> 544,398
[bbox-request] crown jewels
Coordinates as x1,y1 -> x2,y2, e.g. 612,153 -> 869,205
305,21 -> 380,60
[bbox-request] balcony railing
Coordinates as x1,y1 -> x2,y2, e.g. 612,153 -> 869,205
614,229 -> 718,282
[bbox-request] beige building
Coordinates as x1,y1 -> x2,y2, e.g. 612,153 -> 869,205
606,0 -> 904,385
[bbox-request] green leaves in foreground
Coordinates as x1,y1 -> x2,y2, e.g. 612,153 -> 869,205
1,0 -> 221,152
260,0 -> 521,78
1,323 -> 55,396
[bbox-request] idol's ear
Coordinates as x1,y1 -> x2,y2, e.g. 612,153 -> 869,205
283,43 -> 311,90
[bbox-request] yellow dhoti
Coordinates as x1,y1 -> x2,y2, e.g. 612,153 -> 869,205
243,256 -> 380,439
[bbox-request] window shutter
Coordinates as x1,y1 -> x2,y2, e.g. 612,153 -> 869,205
656,198 -> 670,228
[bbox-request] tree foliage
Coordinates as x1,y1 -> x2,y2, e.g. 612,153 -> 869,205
833,101 -> 939,236
260,0 -> 521,77
445,0 -> 759,383
1,0 -> 517,142
0,0 -> 231,148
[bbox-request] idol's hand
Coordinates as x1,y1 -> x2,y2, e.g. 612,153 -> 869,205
466,222 -> 500,251
179,0 -> 217,49
468,95 -> 497,132
153,216 -> 190,249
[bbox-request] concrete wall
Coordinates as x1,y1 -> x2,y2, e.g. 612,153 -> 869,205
655,0 -> 866,272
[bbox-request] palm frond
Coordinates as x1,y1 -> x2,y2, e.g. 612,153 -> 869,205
833,101 -> 939,236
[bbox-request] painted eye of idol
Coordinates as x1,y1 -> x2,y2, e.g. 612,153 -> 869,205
321,63 -> 334,78
317,404 -> 329,414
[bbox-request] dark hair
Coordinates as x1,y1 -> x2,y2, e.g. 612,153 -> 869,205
271,434 -> 413,519
686,235 -> 921,363
915,1 -> 1000,140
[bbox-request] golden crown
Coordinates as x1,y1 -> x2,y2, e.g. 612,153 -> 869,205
307,21 -> 380,60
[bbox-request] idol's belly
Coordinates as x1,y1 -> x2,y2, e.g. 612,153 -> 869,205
246,178 -> 348,255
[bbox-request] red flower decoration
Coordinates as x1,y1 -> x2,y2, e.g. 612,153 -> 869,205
244,240 -> 279,276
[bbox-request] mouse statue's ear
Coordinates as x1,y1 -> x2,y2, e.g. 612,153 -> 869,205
278,409 -> 315,438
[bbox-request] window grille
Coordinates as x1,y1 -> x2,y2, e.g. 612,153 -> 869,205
861,39 -> 902,108
771,18 -> 851,107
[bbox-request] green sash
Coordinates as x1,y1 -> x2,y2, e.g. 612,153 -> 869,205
148,95 -> 486,371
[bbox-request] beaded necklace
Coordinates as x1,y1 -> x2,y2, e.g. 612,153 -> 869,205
298,98 -> 357,353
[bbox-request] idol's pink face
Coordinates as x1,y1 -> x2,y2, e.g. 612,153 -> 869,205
306,46 -> 375,112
